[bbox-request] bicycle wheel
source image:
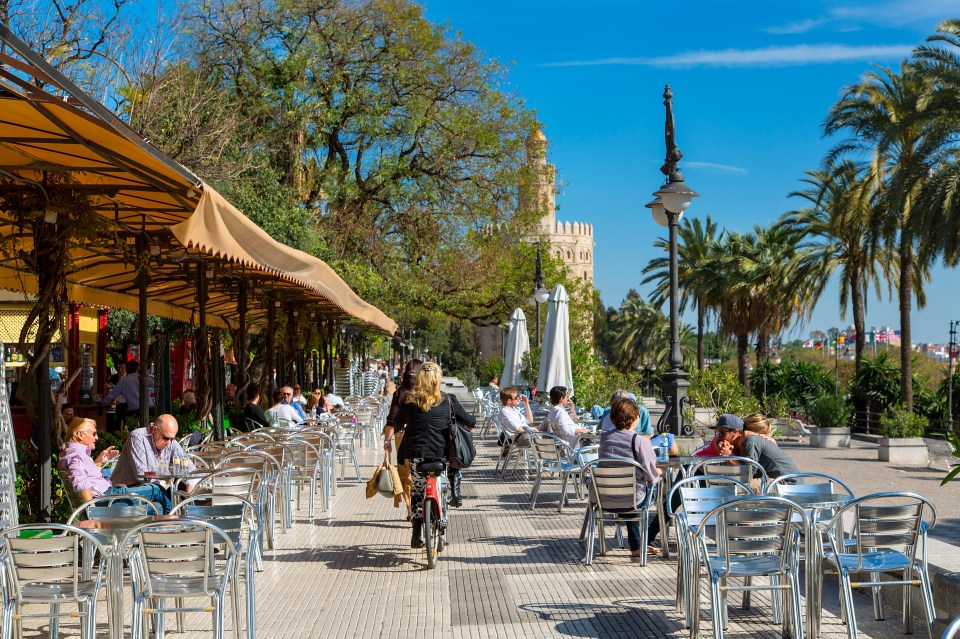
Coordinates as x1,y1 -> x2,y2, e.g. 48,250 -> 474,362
424,497 -> 438,569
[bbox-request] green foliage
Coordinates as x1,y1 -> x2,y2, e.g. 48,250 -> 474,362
851,353 -> 901,416
688,366 -> 761,416
942,431 -> 960,486
478,356 -> 504,385
880,406 -> 927,438
804,394 -> 853,429
15,441 -> 71,524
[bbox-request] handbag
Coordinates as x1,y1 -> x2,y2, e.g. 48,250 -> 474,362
446,395 -> 476,469
366,453 -> 398,499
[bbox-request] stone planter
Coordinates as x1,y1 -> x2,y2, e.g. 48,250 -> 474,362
878,437 -> 929,464
808,426 -> 851,448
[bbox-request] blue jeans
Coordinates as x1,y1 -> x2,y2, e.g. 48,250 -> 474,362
104,483 -> 171,514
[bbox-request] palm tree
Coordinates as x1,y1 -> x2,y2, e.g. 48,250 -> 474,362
642,215 -> 719,370
607,294 -> 694,373
824,61 -> 942,411
782,161 -> 898,373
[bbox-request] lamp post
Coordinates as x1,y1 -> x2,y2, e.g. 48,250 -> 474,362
646,85 -> 698,436
949,321 -> 959,428
528,241 -> 550,346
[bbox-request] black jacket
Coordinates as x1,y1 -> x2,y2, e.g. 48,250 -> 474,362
395,393 -> 475,462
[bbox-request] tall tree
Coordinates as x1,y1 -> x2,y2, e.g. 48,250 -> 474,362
824,62 -> 941,410
782,161 -> 898,373
642,215 -> 718,371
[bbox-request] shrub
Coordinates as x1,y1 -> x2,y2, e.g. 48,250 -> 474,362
688,365 -> 760,416
804,394 -> 852,429
880,406 -> 927,439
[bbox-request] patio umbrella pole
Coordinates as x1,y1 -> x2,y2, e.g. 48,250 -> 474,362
136,235 -> 150,429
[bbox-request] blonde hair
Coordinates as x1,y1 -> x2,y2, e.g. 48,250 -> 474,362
743,413 -> 772,436
406,362 -> 443,412
67,417 -> 97,442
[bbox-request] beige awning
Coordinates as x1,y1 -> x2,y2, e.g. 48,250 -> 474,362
0,26 -> 396,335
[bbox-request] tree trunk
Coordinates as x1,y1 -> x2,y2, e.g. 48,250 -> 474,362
756,332 -> 769,364
696,298 -> 705,371
899,235 -> 913,411
737,333 -> 750,393
851,263 -> 866,374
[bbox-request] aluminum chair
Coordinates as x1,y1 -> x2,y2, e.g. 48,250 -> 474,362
246,443 -> 295,531
667,476 -> 753,628
580,457 -> 658,566
280,437 -> 326,519
691,495 -> 806,639
818,492 -> 937,639
2,524 -> 108,639
215,451 -> 282,551
942,614 -> 960,639
688,456 -> 769,491
172,496 -> 262,639
528,433 -> 578,512
498,426 -> 533,478
122,519 -> 237,639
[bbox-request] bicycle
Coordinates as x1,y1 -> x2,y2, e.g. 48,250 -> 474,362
416,460 -> 448,569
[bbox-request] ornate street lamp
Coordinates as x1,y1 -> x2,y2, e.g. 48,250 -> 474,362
527,241 -> 550,346
949,320 -> 959,427
647,85 -> 698,436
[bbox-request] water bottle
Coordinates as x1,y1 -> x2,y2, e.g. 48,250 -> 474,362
659,433 -> 670,462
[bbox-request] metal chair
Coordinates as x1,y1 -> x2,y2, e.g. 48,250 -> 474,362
691,495 -> 806,639
122,519 -> 238,639
688,455 -> 769,491
581,457 -> 658,566
171,496 -> 262,639
2,523 -> 109,639
668,475 -> 754,629
215,451 -> 282,551
528,433 -> 578,512
942,614 -> 960,639
818,492 -> 937,639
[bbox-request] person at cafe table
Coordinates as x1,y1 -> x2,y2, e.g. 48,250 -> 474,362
541,385 -> 589,450
109,414 -> 195,493
58,417 -> 172,514
697,413 -> 798,486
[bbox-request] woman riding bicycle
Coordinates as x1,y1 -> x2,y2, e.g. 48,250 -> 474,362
390,362 -> 476,548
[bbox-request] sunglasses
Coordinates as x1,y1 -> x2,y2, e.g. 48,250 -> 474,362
154,432 -> 176,442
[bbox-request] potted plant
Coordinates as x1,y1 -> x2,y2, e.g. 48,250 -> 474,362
805,394 -> 852,448
878,407 -> 928,464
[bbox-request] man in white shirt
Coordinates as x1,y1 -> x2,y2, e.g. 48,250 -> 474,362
497,386 -> 533,455
543,385 -> 588,450
267,388 -> 303,424
324,385 -> 345,409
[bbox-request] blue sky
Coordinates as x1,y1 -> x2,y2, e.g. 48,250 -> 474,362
421,0 -> 960,345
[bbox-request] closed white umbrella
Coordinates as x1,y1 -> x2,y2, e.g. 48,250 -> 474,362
536,285 -> 573,395
500,308 -> 530,387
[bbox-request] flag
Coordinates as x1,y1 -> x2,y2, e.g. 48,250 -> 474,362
837,334 -> 846,346
876,332 -> 887,343
866,332 -> 874,343
803,340 -> 813,348
814,340 -> 823,349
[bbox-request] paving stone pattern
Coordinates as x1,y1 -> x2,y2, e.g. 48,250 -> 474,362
21,399 -> 946,638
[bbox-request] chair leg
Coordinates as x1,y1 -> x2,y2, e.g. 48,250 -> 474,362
741,576 -> 751,610
231,574 -> 243,639
558,474 -> 570,513
529,471 -> 542,509
871,571 -> 884,620
49,603 -> 59,639
689,566 -> 701,639
351,451 -> 362,482
584,509 -> 596,565
917,567 -> 936,639
840,570 -> 858,639
709,573 -> 724,639
246,554 -> 257,639
579,506 -> 591,544
771,575 -> 782,625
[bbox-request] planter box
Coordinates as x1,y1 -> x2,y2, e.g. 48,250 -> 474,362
808,426 -> 851,448
878,437 -> 929,464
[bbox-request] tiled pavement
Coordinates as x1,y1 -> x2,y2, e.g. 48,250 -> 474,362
23,407 -> 955,639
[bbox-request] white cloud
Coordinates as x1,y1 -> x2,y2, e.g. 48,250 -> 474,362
683,162 -> 749,175
540,44 -> 914,68
765,0 -> 956,34
764,18 -> 828,35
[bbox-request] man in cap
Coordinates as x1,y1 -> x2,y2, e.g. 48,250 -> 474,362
702,413 -> 799,480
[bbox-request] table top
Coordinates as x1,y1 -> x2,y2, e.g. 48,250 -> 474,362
75,514 -> 181,533
779,492 -> 854,510
138,470 -> 212,482
656,455 -> 702,468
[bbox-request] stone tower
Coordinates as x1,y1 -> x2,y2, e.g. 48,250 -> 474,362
524,129 -> 594,285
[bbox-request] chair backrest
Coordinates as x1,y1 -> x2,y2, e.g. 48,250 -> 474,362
123,519 -> 235,594
191,468 -> 262,505
689,456 -> 769,488
765,472 -> 853,496
66,493 -> 160,524
701,495 -> 806,575
668,475 -> 753,527
184,452 -> 210,469
583,457 -> 649,513
821,492 -> 936,570
530,432 -> 565,464
3,524 -> 107,599
172,495 -> 260,550
575,444 -> 599,469
246,442 -> 294,470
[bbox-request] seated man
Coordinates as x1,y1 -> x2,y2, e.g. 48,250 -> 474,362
704,413 -> 799,482
109,414 -> 195,493
267,388 -> 303,424
58,417 -> 171,514
323,385 -> 345,409
281,385 -> 307,419
497,386 -> 534,455
242,383 -> 271,429
542,385 -> 588,450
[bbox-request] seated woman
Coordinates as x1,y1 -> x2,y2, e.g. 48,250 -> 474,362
597,397 -> 662,560
58,418 -> 172,514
